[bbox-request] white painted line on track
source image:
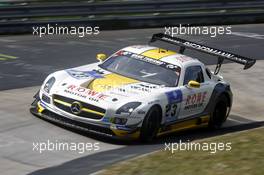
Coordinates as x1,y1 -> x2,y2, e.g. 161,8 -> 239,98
15,74 -> 30,78
67,41 -> 95,46
89,40 -> 111,43
116,37 -> 137,41
231,32 -> 264,39
0,39 -> 17,42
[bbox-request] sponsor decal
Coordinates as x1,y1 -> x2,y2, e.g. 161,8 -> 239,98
139,83 -> 159,89
161,36 -> 247,64
183,42 -> 246,62
166,64 -> 178,69
175,55 -> 193,63
127,115 -> 142,119
184,92 -> 207,110
66,70 -> 104,79
130,84 -> 160,92
166,90 -> 183,104
131,45 -> 148,49
64,85 -> 108,102
131,85 -> 150,92
113,50 -> 124,57
121,51 -> 180,71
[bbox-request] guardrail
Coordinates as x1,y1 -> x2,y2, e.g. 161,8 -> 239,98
0,0 -> 264,34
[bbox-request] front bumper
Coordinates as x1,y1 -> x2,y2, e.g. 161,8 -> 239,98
30,100 -> 140,140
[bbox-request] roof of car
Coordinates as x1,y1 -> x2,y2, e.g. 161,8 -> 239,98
122,45 -> 202,68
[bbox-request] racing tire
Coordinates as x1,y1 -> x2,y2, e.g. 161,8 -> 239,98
209,95 -> 228,129
140,106 -> 161,142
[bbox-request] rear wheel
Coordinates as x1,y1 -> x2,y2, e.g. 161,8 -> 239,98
209,95 -> 228,129
140,106 -> 161,142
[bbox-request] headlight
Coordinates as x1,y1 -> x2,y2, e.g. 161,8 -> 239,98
43,77 -> 56,93
116,102 -> 141,115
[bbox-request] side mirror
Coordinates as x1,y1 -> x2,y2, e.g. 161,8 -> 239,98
96,53 -> 107,62
187,80 -> 200,88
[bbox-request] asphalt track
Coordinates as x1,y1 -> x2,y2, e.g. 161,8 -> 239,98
0,24 -> 264,175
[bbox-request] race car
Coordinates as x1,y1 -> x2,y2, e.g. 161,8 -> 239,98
30,33 -> 256,141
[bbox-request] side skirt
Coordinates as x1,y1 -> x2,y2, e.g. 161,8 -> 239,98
157,115 -> 210,137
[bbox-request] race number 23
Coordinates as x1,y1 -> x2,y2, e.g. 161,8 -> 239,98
165,103 -> 177,117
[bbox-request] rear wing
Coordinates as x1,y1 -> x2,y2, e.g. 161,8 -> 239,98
149,33 -> 256,74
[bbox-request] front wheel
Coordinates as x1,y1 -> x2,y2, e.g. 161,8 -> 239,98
209,95 -> 228,129
140,106 -> 161,142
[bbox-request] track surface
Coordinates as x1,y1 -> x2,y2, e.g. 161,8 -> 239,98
0,24 -> 264,175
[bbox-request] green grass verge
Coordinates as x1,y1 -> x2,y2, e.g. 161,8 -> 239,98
100,127 -> 264,175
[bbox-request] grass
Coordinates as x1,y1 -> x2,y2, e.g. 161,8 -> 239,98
99,127 -> 264,175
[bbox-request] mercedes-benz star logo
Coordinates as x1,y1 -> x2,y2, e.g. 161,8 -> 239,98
71,101 -> 82,115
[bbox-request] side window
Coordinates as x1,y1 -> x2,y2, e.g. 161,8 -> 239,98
183,66 -> 204,85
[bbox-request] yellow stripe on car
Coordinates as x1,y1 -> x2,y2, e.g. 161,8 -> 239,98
87,73 -> 138,92
54,99 -> 71,107
141,48 -> 176,60
54,98 -> 104,116
82,108 -> 104,116
111,128 -> 140,139
157,115 -> 210,136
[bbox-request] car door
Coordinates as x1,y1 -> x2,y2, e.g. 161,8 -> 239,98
178,65 -> 214,119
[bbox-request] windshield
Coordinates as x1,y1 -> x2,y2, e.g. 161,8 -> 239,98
99,51 -> 181,87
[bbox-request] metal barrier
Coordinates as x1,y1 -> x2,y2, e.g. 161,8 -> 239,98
0,0 -> 264,34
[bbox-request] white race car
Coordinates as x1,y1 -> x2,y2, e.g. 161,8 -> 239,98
30,33 -> 256,141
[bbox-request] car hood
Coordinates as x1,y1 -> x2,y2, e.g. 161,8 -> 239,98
51,63 -> 165,108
